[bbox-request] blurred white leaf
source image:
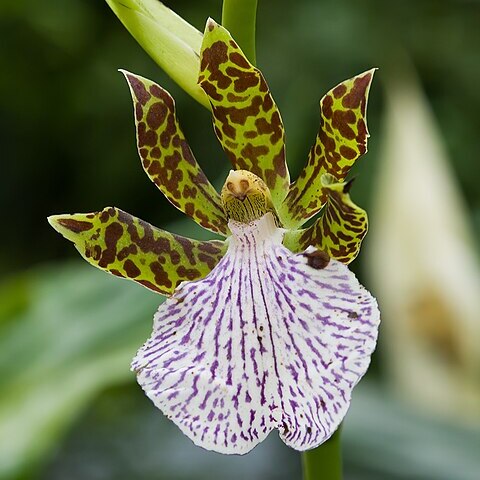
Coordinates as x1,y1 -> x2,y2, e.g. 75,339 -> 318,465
367,63 -> 480,422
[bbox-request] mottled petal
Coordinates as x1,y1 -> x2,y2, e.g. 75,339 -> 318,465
133,214 -> 379,453
283,175 -> 368,264
280,70 -> 375,229
122,70 -> 228,236
198,19 -> 289,208
48,207 -> 227,296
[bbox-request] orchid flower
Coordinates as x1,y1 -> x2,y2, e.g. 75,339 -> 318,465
48,19 -> 380,454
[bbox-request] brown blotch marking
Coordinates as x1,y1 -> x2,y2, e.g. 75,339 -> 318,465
198,242 -> 223,255
262,93 -> 273,112
146,102 -> 168,130
227,92 -> 246,103
332,109 -> 356,140
57,218 -> 93,233
138,279 -> 163,294
332,84 -> 347,99
195,209 -> 214,229
137,122 -> 158,147
342,74 -> 372,109
184,203 -> 195,216
176,265 -> 201,281
156,151 -> 183,199
98,221 -> 123,268
255,112 -> 283,145
214,125 -> 224,139
304,249 -> 330,270
338,230 -> 354,242
124,259 -> 141,278
224,66 -> 260,93
318,130 -> 337,160
135,103 -> 143,122
339,145 -> 357,160
150,147 -> 161,159
117,243 -> 138,261
139,148 -> 149,160
264,150 -> 287,188
231,95 -> 263,125
92,245 -> 102,261
197,253 -> 218,270
348,311 -> 359,319
150,261 -> 173,289
356,119 -> 368,151
241,143 -> 267,163
322,95 -> 334,118
201,41 -> 232,90
182,185 -> 197,199
175,237 -> 196,265
254,117 -> 272,136
127,75 -> 151,105
120,212 -> 179,265
159,113 -> 176,149
180,140 -> 197,166
150,84 -> 174,108
229,51 -> 250,69
201,82 -> 223,102
330,191 -> 354,213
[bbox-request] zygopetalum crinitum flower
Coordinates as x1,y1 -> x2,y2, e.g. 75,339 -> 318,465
49,19 -> 380,454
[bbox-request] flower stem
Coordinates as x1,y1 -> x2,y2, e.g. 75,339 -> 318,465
301,427 -> 343,480
221,0 -> 258,64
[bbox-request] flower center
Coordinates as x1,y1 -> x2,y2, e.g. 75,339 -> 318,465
221,170 -> 277,223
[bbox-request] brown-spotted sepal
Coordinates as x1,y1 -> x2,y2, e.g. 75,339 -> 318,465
283,174 -> 368,264
198,19 -> 289,208
280,69 -> 375,229
122,70 -> 228,236
48,207 -> 227,296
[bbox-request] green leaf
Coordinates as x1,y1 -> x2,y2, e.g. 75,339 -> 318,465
283,175 -> 368,264
48,207 -> 227,296
0,262 -> 160,479
198,18 -> 289,208
105,0 -> 209,108
280,70 -> 375,229
122,70 -> 229,236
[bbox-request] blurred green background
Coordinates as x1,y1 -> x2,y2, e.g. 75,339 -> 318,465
1,0 -> 479,479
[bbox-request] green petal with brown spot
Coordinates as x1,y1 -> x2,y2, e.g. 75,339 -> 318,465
280,69 -> 375,229
122,70 -> 229,236
198,18 -> 289,208
48,207 -> 228,296
282,174 -> 368,264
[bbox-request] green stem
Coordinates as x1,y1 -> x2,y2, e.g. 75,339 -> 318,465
221,0 -> 258,64
301,428 -> 343,480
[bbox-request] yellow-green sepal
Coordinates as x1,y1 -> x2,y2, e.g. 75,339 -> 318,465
198,18 -> 289,208
48,207 -> 227,296
105,0 -> 209,108
280,69 -> 375,229
122,70 -> 229,236
283,175 -> 368,264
